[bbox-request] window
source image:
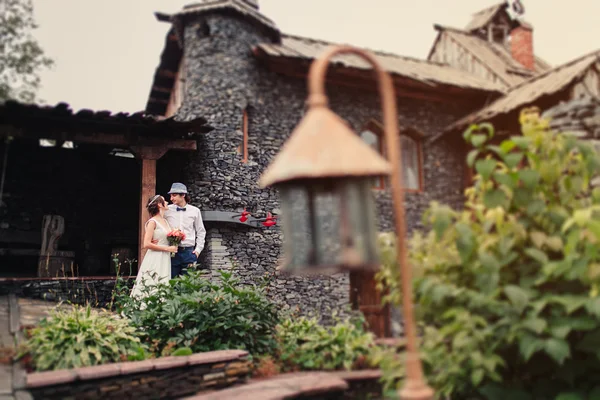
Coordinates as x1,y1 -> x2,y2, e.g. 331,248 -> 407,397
237,109 -> 249,163
401,134 -> 421,191
360,123 -> 385,189
359,120 -> 423,191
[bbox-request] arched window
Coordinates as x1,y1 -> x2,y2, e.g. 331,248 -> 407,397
400,132 -> 422,191
359,120 -> 423,191
360,121 -> 385,189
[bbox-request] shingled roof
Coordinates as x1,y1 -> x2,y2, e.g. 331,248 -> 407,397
430,25 -> 551,88
254,34 -> 506,94
155,0 -> 280,42
444,49 -> 600,134
1,100 -> 213,140
464,2 -> 509,32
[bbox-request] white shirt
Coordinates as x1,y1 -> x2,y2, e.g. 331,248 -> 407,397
165,203 -> 206,254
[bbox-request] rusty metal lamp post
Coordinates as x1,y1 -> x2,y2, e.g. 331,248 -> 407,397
259,45 -> 434,400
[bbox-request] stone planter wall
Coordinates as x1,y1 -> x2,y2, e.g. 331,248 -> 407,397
0,277 -> 135,309
24,349 -> 250,400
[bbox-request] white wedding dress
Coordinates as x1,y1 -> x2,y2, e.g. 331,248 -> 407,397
130,218 -> 172,300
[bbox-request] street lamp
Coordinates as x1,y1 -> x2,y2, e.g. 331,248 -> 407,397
259,45 -> 434,399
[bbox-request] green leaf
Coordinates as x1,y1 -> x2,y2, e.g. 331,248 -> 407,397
530,231 -> 547,249
504,285 -> 529,313
518,334 -> 545,361
500,140 -> 516,154
586,298 -> 600,318
431,208 -> 453,240
545,236 -> 563,252
471,134 -> 488,147
544,338 -> 570,364
521,318 -> 547,334
455,223 -> 476,262
493,171 -> 518,189
467,149 -> 480,167
471,368 -> 485,386
172,347 -> 193,356
519,169 -> 540,189
504,152 -> 524,168
484,189 -> 509,209
476,159 -> 497,180
511,136 -> 532,150
551,295 -> 587,314
524,247 -> 549,264
550,325 -> 571,339
479,251 -> 500,270
587,221 -> 600,241
526,199 -> 546,216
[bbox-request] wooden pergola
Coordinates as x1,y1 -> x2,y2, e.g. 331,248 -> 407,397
0,100 -> 212,264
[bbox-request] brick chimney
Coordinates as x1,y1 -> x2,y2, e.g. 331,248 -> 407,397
510,24 -> 535,70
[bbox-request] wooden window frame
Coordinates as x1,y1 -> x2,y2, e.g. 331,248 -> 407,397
360,120 -> 424,192
400,128 -> 425,193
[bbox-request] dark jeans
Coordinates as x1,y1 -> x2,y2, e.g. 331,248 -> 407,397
171,246 -> 197,278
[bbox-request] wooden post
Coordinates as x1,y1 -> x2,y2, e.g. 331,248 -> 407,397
139,158 -> 157,264
131,145 -> 169,265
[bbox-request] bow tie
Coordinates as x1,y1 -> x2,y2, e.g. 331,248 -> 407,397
176,207 -> 186,212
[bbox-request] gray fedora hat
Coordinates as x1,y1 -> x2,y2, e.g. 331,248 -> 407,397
167,182 -> 188,194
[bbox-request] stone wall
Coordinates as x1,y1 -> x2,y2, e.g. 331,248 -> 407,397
165,12 -> 476,319
0,277 -> 135,308
25,350 -> 250,400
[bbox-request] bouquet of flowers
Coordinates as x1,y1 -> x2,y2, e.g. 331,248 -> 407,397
166,229 -> 186,258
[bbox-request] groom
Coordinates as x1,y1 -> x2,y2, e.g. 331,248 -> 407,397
164,182 -> 206,278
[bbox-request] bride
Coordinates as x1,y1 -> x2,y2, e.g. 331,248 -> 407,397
130,195 -> 177,300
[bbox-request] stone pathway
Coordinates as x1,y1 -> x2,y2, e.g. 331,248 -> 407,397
0,295 -> 70,400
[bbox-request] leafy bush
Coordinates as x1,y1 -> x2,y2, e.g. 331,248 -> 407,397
21,304 -> 146,371
378,110 -> 600,398
118,270 -> 280,356
275,315 -> 375,371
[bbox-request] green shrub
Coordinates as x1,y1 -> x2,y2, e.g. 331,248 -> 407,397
276,315 -> 375,371
21,304 -> 146,371
378,110 -> 600,398
118,270 -> 280,356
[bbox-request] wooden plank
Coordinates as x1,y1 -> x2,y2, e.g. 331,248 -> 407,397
0,129 -> 197,151
152,86 -> 173,94
138,158 -> 157,264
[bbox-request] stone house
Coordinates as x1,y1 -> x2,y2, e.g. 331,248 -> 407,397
143,0 -> 554,331
3,0 -> 587,334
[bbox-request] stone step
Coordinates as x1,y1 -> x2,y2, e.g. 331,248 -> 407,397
184,372 -> 348,400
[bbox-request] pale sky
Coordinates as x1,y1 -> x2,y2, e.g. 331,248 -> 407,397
32,0 -> 599,113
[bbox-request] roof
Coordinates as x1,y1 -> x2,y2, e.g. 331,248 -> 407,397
254,34 -> 506,94
146,28 -> 182,115
444,50 -> 600,133
156,0 -> 280,41
464,2 -> 508,32
542,95 -> 600,139
430,26 -> 551,88
0,100 -> 213,140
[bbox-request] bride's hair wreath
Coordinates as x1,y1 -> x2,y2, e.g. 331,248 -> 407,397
147,195 -> 165,216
